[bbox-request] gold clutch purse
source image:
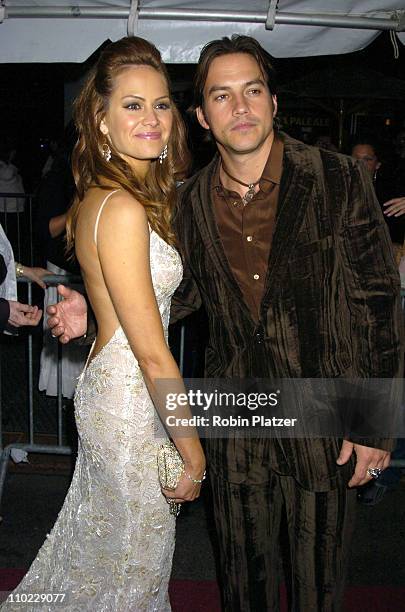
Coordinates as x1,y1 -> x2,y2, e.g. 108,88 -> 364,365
157,440 -> 184,516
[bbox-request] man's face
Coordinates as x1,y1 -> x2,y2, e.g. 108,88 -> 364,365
351,144 -> 381,176
196,53 -> 277,156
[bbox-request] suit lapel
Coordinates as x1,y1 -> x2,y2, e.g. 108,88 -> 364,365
260,139 -> 316,315
190,159 -> 253,318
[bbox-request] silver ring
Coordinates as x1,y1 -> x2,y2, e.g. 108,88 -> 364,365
367,467 -> 382,479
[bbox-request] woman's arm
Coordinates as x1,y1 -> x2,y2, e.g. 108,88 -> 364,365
96,192 -> 205,501
49,212 -> 67,238
15,263 -> 49,289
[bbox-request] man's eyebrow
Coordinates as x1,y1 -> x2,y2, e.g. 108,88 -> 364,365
207,79 -> 266,96
246,79 -> 266,88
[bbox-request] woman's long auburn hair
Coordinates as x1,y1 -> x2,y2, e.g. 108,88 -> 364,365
66,36 -> 190,250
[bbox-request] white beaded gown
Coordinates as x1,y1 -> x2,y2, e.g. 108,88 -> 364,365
2,198 -> 183,611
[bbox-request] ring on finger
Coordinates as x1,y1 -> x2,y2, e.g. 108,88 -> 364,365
367,467 -> 382,479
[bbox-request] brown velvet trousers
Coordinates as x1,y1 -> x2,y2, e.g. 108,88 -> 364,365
210,463 -> 357,612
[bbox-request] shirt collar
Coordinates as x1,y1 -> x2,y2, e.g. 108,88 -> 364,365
260,132 -> 283,191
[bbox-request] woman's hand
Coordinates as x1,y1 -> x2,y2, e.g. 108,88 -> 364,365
19,265 -> 49,289
383,196 -> 405,217
162,460 -> 206,505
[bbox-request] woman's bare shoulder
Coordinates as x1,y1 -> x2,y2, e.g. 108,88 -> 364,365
79,187 -> 146,219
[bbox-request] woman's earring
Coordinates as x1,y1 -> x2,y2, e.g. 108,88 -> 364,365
159,144 -> 168,164
102,143 -> 112,162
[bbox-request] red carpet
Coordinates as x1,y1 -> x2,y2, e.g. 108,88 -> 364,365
2,570 -> 405,611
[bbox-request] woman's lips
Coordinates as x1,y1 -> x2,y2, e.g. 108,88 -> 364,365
135,132 -> 161,140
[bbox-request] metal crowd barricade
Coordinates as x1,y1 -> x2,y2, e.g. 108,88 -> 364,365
1,191 -> 36,510
0,274 -> 83,509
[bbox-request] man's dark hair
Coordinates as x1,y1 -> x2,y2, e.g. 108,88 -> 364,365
191,35 -> 277,112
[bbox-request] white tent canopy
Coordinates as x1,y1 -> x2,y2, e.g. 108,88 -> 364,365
1,1 -> 405,63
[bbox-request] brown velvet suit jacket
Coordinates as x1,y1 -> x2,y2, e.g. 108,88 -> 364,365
171,132 -> 404,491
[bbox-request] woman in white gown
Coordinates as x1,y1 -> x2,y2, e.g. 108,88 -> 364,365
2,37 -> 206,611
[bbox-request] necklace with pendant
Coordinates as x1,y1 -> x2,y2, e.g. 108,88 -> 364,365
221,163 -> 261,207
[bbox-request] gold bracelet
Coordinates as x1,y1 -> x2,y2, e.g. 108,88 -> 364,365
15,262 -> 24,278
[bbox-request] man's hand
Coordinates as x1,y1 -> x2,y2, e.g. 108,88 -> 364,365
383,197 -> 405,217
47,284 -> 88,344
336,440 -> 391,487
8,301 -> 42,327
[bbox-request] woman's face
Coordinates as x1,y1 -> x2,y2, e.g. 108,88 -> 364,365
351,144 -> 381,176
100,64 -> 173,173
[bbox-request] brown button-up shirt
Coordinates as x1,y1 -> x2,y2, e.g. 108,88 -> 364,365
212,133 -> 284,321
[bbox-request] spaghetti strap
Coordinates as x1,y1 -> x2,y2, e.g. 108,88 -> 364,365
94,190 -> 120,246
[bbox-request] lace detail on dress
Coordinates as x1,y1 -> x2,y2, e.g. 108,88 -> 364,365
1,231 -> 183,611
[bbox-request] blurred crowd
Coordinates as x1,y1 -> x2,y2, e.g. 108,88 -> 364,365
0,124 -> 87,400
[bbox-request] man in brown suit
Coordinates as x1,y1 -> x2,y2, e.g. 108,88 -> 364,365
48,36 -> 402,611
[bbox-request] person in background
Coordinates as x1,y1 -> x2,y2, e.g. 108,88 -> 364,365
35,124 -> 88,399
0,148 -> 25,215
0,279 -> 42,331
0,256 -> 42,331
0,225 -> 43,332
351,138 -> 405,250
41,138 -> 59,178
0,147 -> 26,254
383,128 -> 405,220
352,135 -> 405,506
14,260 -> 48,289
351,140 -> 381,179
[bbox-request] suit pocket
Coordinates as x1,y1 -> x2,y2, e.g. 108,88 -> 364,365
290,234 -> 333,261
